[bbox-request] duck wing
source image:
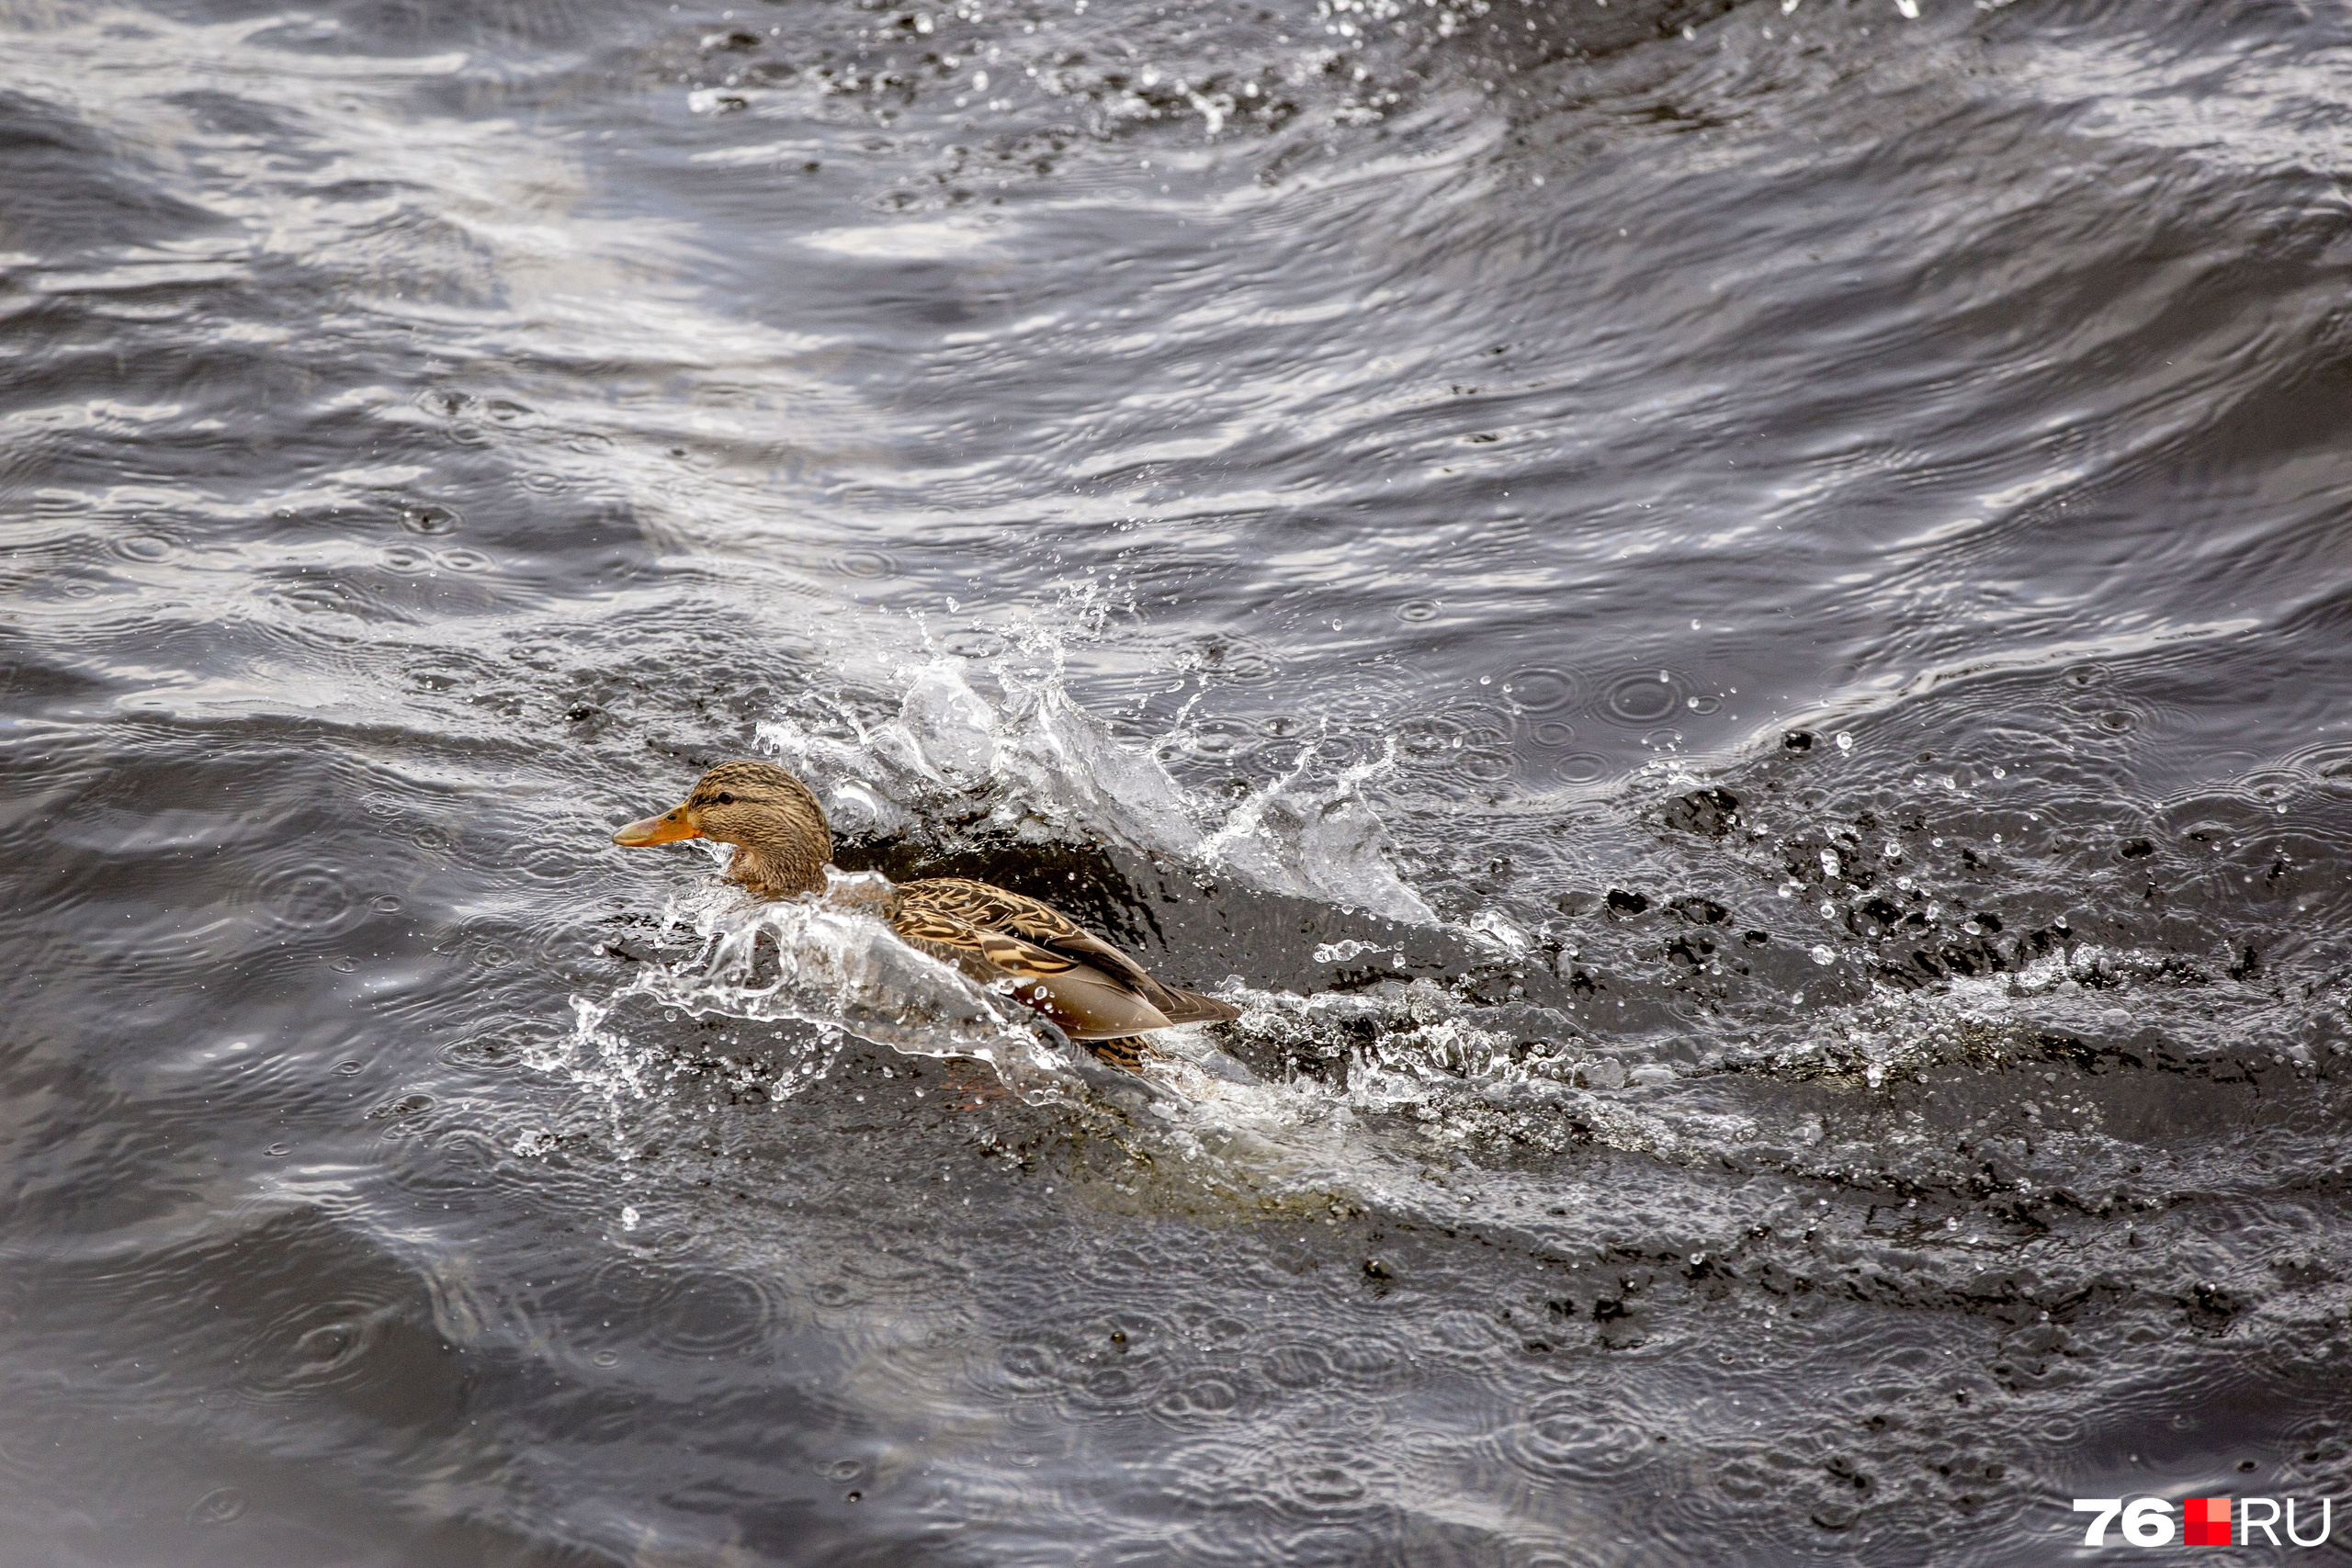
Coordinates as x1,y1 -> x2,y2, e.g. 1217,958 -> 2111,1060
888,877 -> 1237,1041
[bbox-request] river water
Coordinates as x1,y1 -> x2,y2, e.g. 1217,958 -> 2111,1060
6,0 -> 2352,1561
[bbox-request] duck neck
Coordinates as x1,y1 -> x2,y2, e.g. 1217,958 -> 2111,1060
727,834 -> 828,898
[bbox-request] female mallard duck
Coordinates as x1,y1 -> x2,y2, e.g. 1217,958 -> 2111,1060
610,759 -> 1238,1069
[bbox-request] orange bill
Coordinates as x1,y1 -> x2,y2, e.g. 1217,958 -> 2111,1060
611,803 -> 701,846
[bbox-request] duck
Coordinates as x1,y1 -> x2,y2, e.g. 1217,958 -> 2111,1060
610,759 -> 1239,1070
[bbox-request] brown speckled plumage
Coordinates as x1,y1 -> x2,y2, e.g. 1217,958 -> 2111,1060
612,759 -> 1238,1066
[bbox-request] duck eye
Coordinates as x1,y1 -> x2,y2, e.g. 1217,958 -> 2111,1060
714,792 -> 735,805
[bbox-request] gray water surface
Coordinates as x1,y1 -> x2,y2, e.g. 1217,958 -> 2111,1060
6,0 -> 2352,1561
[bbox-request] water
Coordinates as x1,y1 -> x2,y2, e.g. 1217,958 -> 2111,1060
6,0 -> 2352,1560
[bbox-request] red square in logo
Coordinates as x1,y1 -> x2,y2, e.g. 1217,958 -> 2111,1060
2185,1496 -> 2232,1546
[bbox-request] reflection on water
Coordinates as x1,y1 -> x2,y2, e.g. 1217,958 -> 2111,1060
6,0 -> 2352,1560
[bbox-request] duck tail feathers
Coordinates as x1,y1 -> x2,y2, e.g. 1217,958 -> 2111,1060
1159,987 -> 1242,1026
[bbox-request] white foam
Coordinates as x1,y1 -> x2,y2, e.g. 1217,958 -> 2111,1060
758,651 -> 1435,924
547,871 -> 1063,1119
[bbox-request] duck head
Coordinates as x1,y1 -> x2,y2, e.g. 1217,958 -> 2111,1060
611,759 -> 832,897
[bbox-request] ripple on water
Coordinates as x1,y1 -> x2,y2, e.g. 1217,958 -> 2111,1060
1163,1436 -> 1400,1541
187,1488 -> 247,1526
995,1328 -> 1079,1393
1499,666 -> 1584,714
1394,714 -> 1466,766
407,662 -> 473,693
1186,635 -> 1281,686
1172,1516 -> 1402,1568
1497,1393 -> 1661,1484
642,1269 -> 784,1359
1556,752 -> 1611,784
1322,1329 -> 1406,1382
996,1312 -> 1178,1418
2232,766 -> 2309,807
107,532 -> 175,563
1530,719 -> 1575,748
1272,1446 -> 1388,1515
270,579 -> 365,617
1258,1341 -> 1333,1391
1179,717 -> 1261,761
232,1294 -> 399,1404
1598,669 -> 1690,727
396,502 -> 462,535
1151,1370 -> 1246,1427
1421,1307 -> 1516,1367
440,1023 -> 531,1073
808,1276 -> 868,1310
252,862 -> 356,936
1066,1354 -> 1169,1416
582,1254 -> 665,1316
833,547 -> 897,580
515,842 -> 592,882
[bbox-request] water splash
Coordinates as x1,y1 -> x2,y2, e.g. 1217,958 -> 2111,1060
759,650 -> 1435,924
547,870 -> 1064,1126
